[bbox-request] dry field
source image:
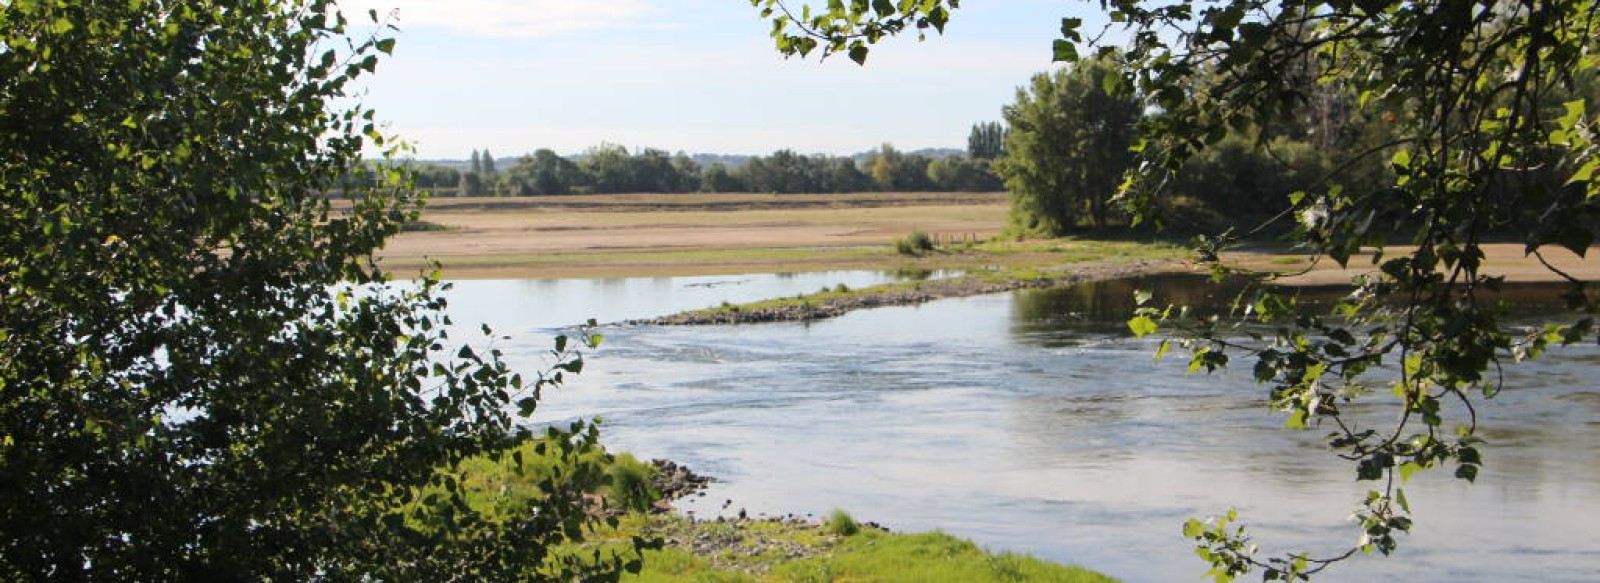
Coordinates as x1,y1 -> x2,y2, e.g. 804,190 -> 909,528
372,191 -> 1596,285
377,192 -> 1010,278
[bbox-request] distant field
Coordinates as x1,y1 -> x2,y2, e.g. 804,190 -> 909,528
372,191 -> 1597,284
377,192 -> 1011,278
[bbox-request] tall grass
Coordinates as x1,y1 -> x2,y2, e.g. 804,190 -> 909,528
823,509 -> 861,537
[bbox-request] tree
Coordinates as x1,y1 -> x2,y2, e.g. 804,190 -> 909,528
0,1 -> 632,579
755,0 -> 1597,579
581,143 -> 635,193
994,57 -> 1140,233
506,149 -> 585,196
967,121 -> 1006,159
670,152 -> 704,193
469,149 -> 484,175
458,169 -> 487,197
927,155 -> 1003,192
481,148 -> 498,176
701,162 -> 747,193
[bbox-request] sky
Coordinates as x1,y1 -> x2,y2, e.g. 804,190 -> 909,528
341,1 -> 1108,159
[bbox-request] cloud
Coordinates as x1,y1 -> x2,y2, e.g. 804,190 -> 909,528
342,0 -> 663,38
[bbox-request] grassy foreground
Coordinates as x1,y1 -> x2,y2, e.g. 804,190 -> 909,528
580,513 -> 1118,583
455,438 -> 1118,582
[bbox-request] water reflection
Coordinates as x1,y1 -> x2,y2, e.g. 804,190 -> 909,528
457,272 -> 1598,582
445,269 -> 957,330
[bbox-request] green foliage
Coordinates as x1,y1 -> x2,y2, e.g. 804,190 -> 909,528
481,148 -> 498,176
894,229 -> 937,256
0,1 -> 633,579
996,56 -> 1141,233
771,531 -> 1117,583
823,509 -> 861,536
758,0 -> 1599,579
504,148 -> 586,195
969,121 -> 1008,159
927,155 -> 1004,192
1162,135 -> 1337,233
581,514 -> 1115,583
606,453 -> 662,513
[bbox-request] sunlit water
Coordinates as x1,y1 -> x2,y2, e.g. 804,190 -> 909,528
447,273 -> 1600,582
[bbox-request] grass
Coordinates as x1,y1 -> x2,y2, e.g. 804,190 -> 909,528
771,530 -> 1117,583
443,439 -> 1119,582
822,509 -> 860,537
649,238 -> 1189,322
569,513 -> 1118,583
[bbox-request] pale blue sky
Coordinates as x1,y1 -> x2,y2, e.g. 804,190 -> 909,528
344,1 -> 1105,159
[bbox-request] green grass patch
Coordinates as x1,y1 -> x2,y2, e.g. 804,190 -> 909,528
568,513 -> 1117,583
822,509 -> 860,537
446,440 -> 1119,582
654,238 -> 1188,322
773,530 -> 1117,583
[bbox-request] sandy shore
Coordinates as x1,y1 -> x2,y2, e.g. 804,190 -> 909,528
1223,244 -> 1597,286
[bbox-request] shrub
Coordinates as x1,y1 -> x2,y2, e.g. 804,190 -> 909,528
605,453 -> 661,512
824,509 -> 861,537
894,230 -> 936,256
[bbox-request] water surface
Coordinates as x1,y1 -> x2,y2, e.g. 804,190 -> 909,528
451,273 -> 1599,582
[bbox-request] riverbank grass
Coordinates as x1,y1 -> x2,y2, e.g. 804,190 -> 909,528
450,438 -> 1118,581
643,238 -> 1188,325
576,513 -> 1118,583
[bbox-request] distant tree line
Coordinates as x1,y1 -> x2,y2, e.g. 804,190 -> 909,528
406,139 -> 1004,197
994,54 -> 1410,236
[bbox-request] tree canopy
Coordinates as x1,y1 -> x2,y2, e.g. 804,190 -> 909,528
754,0 -> 1598,579
0,1 -> 630,579
996,57 -> 1140,233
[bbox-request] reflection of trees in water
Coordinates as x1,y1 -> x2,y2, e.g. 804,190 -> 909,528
1009,274 -> 1270,345
1007,274 -> 1583,347
1007,273 -> 1600,491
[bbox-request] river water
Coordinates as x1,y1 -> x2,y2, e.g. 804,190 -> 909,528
448,272 -> 1600,582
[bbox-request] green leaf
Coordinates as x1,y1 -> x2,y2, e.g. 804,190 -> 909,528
1397,461 -> 1423,482
1284,409 -> 1308,430
848,44 -> 869,64
1052,39 -> 1078,62
1390,148 -> 1411,171
1570,159 -> 1598,184
1128,315 -> 1159,337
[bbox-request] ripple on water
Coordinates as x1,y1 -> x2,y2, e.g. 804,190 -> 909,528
484,273 -> 1600,583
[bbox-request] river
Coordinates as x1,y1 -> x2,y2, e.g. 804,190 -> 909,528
447,272 -> 1600,582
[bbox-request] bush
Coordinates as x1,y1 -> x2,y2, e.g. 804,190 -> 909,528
606,453 -> 661,513
824,509 -> 861,537
894,230 -> 936,256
